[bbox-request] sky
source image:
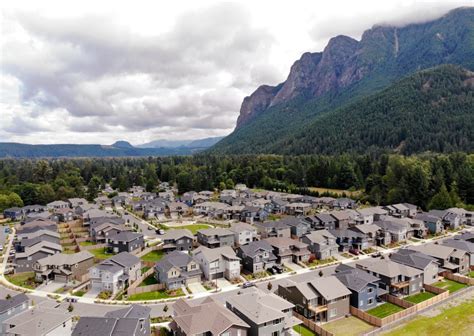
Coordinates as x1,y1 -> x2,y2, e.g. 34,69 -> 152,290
1,0 -> 472,145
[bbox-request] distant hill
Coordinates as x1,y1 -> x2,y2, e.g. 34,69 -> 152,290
137,136 -> 224,149
211,7 -> 474,155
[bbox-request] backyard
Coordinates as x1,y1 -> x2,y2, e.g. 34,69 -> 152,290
433,279 -> 467,293
126,288 -> 184,301
89,247 -> 114,259
292,325 -> 316,336
139,274 -> 158,287
323,316 -> 375,336
367,302 -> 404,318
404,291 -> 436,304
6,272 -> 38,289
140,250 -> 164,262
79,241 -> 97,247
384,298 -> 474,336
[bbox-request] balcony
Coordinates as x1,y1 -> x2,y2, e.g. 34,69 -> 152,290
391,280 -> 410,289
308,305 -> 328,314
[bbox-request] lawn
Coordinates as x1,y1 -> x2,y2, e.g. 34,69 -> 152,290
174,224 -> 212,234
323,316 -> 375,336
293,324 -> 316,336
73,290 -> 86,297
383,298 -> 474,336
433,279 -> 467,293
141,266 -> 150,274
404,291 -> 436,304
468,270 -> 474,278
308,187 -> 362,197
140,250 -> 164,262
367,302 -> 404,318
127,288 -> 184,301
6,272 -> 38,289
89,247 -> 114,259
79,241 -> 97,246
139,275 -> 158,287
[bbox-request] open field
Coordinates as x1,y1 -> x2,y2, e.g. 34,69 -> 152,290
323,316 -> 375,336
367,302 -> 404,318
433,279 -> 467,293
308,187 -> 362,197
169,224 -> 211,234
127,288 -> 184,301
140,250 -> 164,262
383,298 -> 474,336
404,292 -> 436,304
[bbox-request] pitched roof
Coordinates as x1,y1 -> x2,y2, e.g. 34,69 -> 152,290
156,251 -> 196,272
0,293 -> 28,314
238,240 -> 275,257
229,222 -> 256,233
197,228 -> 234,236
161,229 -> 194,240
390,249 -> 437,270
37,251 -> 94,267
193,245 -> 239,262
105,305 -> 151,319
335,268 -> 380,292
303,230 -> 335,243
108,231 -> 143,242
108,252 -> 140,268
308,276 -> 351,300
356,258 -> 422,278
442,238 -> 474,253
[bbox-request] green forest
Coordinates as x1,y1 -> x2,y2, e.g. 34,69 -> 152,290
0,153 -> 473,212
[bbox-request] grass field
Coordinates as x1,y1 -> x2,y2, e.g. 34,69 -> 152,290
292,325 -> 316,336
367,302 -> 404,318
433,279 -> 467,293
404,292 -> 436,304
6,272 -> 37,289
308,187 -> 362,197
127,288 -> 184,301
173,224 -> 212,234
384,298 -> 474,336
89,247 -> 114,259
323,316 -> 375,336
139,275 -> 158,287
140,250 -> 164,262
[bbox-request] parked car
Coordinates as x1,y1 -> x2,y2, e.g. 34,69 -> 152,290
267,267 -> 276,275
66,297 -> 78,303
371,252 -> 382,258
349,248 -> 360,255
155,229 -> 165,235
273,265 -> 284,274
242,282 -> 255,288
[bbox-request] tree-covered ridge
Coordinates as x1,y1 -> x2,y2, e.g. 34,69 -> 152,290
0,153 -> 473,211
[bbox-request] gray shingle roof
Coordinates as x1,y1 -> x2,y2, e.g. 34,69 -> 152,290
0,293 -> 28,314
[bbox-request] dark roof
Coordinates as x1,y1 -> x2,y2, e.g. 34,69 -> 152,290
155,251 -> 196,272
105,305 -> 151,319
390,249 -> 436,270
315,213 -> 335,223
0,294 -> 28,314
108,231 -> 143,242
108,252 -> 140,268
239,240 -> 275,257
335,267 -> 380,292
442,239 -> 474,253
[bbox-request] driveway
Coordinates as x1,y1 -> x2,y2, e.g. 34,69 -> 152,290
37,281 -> 65,293
187,282 -> 207,294
216,278 -> 233,289
284,261 -> 303,271
83,286 -> 101,299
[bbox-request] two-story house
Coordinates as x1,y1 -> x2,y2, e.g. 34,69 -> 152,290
237,240 -> 277,274
193,246 -> 241,281
301,230 -> 339,260
34,251 -> 94,283
0,294 -> 29,335
390,249 -> 439,284
155,251 -> 202,290
408,243 -> 469,275
161,229 -> 194,253
228,222 -> 257,246
264,237 -> 311,264
254,220 -> 291,239
107,231 -> 144,254
14,241 -> 63,273
196,228 -> 235,248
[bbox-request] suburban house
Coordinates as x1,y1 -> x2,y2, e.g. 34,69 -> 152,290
52,208 -> 75,222
73,305 -> 151,336
334,265 -> 381,311
228,222 -> 257,246
0,294 -> 29,334
226,289 -> 300,336
90,252 -> 141,294
390,249 -> 439,284
255,220 -> 291,239
264,237 -> 311,264
34,251 -> 94,283
171,298 -> 249,336
196,228 -> 235,248
14,241 -> 63,273
46,200 -> 70,211
355,258 -> 423,296
193,245 -> 241,281
285,203 -> 312,216
301,230 -> 339,260
15,229 -> 60,253
278,276 -> 351,323
311,213 -> 337,230
240,205 -> 268,224
107,231 -> 145,253
3,207 -> 24,220
237,240 -> 277,274
161,229 -> 194,253
442,238 -> 474,266
91,222 -> 130,243
374,219 -> 411,243
283,217 -> 311,238
330,228 -> 374,252
68,198 -> 88,208
154,251 -> 202,290
415,213 -> 444,234
408,243 -> 469,274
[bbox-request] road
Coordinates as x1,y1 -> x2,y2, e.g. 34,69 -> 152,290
115,207 -> 159,239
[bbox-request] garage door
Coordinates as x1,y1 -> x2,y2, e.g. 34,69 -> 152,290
210,272 -> 224,280
55,275 -> 68,283
186,276 -> 200,284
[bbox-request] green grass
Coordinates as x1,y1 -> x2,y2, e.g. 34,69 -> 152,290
6,272 -> 37,289
89,247 -> 114,259
73,290 -> 86,297
433,279 -> 467,293
367,302 -> 404,318
79,241 -> 97,246
323,316 -> 375,336
383,299 -> 474,336
140,250 -> 164,262
404,291 -> 436,304
293,324 -> 316,336
127,288 -> 184,301
468,271 -> 474,278
175,224 -> 211,234
139,275 -> 158,287
141,266 -> 150,274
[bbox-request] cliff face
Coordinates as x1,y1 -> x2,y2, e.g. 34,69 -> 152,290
234,7 -> 474,129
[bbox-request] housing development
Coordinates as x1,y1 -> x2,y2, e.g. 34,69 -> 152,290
1,182 -> 473,336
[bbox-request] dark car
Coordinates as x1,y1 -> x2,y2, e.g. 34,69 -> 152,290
371,252 -> 382,258
267,267 -> 276,275
273,265 -> 284,274
349,248 -> 360,255
242,282 -> 255,288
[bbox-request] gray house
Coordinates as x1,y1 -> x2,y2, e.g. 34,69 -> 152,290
226,289 -> 299,336
196,228 -> 235,248
14,241 -> 63,273
255,220 -> 291,239
161,229 -> 194,253
409,243 -> 469,275
237,240 -> 277,274
442,238 -> 474,266
301,230 -> 338,260
107,231 -> 144,254
390,249 -> 439,284
0,294 -> 29,334
155,251 -> 202,289
73,305 -> 151,336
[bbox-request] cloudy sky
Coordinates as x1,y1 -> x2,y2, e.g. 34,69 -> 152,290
1,0 -> 472,145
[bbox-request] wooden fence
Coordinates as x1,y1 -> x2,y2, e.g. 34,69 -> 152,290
292,311 -> 334,336
79,243 -> 108,251
127,267 -> 155,293
127,283 -> 165,296
441,271 -> 474,285
382,294 -> 415,308
135,244 -> 162,258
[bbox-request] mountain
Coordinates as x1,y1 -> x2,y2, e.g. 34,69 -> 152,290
111,140 -> 134,149
138,136 -> 224,149
212,7 -> 474,154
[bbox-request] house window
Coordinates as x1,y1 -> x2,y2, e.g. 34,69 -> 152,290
368,298 -> 373,304
368,287 -> 373,293
360,300 -> 364,307
271,332 -> 280,336
411,284 -> 417,291
329,308 -> 337,318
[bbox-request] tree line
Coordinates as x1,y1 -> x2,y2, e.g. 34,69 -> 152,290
0,153 -> 472,212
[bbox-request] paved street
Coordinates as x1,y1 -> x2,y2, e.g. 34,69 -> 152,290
116,208 -> 159,239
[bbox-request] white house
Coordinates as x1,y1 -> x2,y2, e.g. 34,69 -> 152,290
192,246 -> 240,281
